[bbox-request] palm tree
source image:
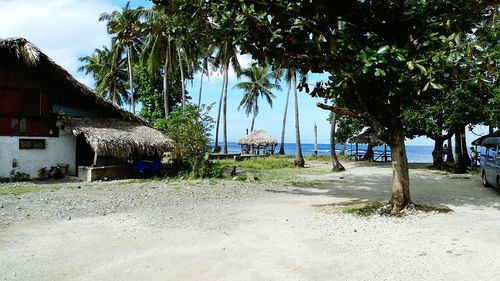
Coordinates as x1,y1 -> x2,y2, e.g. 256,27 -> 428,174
213,41 -> 241,153
99,2 -> 142,114
136,6 -> 181,117
278,69 -> 293,155
233,65 -> 280,132
292,71 -> 305,168
78,45 -> 129,106
196,45 -> 214,107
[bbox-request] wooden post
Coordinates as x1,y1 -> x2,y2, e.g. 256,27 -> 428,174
313,123 -> 318,156
384,143 -> 387,162
93,151 -> 98,166
355,143 -> 359,161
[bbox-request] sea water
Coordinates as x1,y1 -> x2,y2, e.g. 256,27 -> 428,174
211,142 -> 434,163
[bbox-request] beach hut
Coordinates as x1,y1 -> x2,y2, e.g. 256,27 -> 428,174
237,130 -> 277,155
0,38 -> 172,180
349,128 -> 389,161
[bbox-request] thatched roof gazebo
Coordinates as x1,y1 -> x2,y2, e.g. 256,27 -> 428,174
57,116 -> 173,163
348,127 -> 389,161
237,130 -> 277,155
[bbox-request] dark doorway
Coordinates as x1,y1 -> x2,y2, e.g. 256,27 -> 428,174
75,135 -> 94,175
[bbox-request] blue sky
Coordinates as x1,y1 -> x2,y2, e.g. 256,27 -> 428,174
0,0 -> 490,145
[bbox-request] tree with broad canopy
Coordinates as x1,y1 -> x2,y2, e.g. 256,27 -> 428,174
155,0 -> 499,214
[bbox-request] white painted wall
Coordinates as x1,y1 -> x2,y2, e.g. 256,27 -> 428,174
0,131 -> 76,179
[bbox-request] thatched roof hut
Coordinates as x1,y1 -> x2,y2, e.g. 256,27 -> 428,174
349,127 -> 384,146
237,130 -> 277,155
237,130 -> 278,146
57,116 -> 173,159
0,38 -> 143,124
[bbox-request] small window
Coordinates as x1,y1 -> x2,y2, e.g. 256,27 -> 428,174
11,118 -> 19,133
10,118 -> 27,134
19,118 -> 27,133
487,146 -> 497,160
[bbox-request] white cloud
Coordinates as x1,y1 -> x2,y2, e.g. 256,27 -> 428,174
207,53 -> 254,83
0,0 -> 118,87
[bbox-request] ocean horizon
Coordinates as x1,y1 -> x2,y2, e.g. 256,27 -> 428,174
210,142 -> 434,163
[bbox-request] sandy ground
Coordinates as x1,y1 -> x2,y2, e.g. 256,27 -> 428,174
1,161 -> 499,281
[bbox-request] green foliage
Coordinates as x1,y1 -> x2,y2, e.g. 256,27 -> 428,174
78,45 -> 129,105
216,157 -> 293,171
11,172 -> 30,182
154,104 -> 215,178
135,66 -> 183,119
233,64 -> 281,118
332,115 -> 364,144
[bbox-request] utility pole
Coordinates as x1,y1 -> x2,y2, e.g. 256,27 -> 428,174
314,123 -> 318,156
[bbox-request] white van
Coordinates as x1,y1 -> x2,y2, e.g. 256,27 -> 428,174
480,137 -> 500,188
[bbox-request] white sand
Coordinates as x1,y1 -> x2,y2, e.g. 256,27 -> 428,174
1,162 -> 499,281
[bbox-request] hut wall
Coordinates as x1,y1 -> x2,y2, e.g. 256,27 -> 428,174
0,131 -> 76,178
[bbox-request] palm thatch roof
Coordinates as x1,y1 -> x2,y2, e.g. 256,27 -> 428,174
237,130 -> 278,146
57,116 -> 173,159
0,38 -> 143,124
349,127 -> 384,146
471,130 -> 500,146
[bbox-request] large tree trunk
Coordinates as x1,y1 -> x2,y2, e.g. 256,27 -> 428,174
127,44 -> 134,114
292,72 -> 304,168
446,137 -> 454,163
213,66 -> 225,152
330,111 -> 345,171
432,138 -> 444,168
198,71 -> 203,107
222,64 -> 229,154
454,127 -> 469,173
389,131 -> 411,214
460,128 -> 471,167
177,50 -> 186,107
163,45 -> 170,118
279,80 -> 291,155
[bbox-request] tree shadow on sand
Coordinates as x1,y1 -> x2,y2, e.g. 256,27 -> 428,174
266,162 -> 500,211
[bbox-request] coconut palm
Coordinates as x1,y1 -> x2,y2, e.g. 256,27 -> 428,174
293,71 -> 305,168
277,68 -> 294,155
233,65 -> 281,132
212,41 -> 241,153
195,45 -> 214,107
78,45 -> 129,106
136,6 -> 175,117
99,1 -> 142,114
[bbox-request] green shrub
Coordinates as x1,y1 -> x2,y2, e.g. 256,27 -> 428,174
11,172 -> 30,182
153,105 -> 216,178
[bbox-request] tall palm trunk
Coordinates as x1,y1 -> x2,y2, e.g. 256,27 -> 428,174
198,71 -> 204,107
127,43 -> 134,114
279,80 -> 291,155
330,110 -> 344,171
214,72 -> 224,152
163,43 -> 170,117
222,63 -> 229,154
389,130 -> 411,214
178,50 -> 186,107
293,72 -> 304,167
250,101 -> 257,132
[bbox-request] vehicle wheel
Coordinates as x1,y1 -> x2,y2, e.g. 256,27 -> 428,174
482,172 -> 491,188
